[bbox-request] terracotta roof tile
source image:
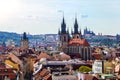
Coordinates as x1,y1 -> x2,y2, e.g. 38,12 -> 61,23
60,53 -> 70,60
7,53 -> 22,65
40,69 -> 48,77
0,62 -> 6,68
69,38 -> 90,46
52,53 -> 71,61
92,53 -> 102,59
38,52 -> 51,60
43,73 -> 52,80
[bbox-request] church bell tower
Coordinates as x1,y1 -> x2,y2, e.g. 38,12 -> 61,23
58,17 -> 70,53
72,17 -> 82,39
21,32 -> 29,49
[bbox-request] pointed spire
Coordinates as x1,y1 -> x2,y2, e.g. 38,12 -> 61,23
61,16 -> 66,34
79,28 -> 82,35
62,17 -> 65,24
86,27 -> 88,31
62,11 -> 65,25
23,32 -> 28,40
67,28 -> 69,34
71,28 -> 73,35
74,15 -> 79,34
84,27 -> 87,35
79,28 -> 82,38
58,28 -> 61,35
75,13 -> 78,25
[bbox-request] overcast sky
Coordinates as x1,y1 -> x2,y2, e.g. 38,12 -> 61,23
0,0 -> 120,35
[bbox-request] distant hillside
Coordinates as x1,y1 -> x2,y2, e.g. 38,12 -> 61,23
0,31 -> 58,47
0,31 -> 21,46
0,31 -> 118,47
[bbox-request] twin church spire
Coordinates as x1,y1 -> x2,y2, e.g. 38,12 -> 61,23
59,16 -> 82,38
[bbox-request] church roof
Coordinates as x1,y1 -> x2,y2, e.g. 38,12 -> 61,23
69,38 -> 90,46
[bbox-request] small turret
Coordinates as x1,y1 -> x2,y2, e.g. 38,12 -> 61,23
67,28 -> 69,34
71,29 -> 73,35
58,28 -> 61,35
79,28 -> 82,38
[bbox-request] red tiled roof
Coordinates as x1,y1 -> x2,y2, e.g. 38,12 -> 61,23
0,62 -> 6,68
40,69 -> 48,77
0,54 -> 8,61
92,53 -> 102,59
84,74 -> 98,80
38,52 -> 51,60
7,53 -> 22,65
69,38 -> 90,46
60,53 -> 71,60
52,54 -> 60,60
43,73 -> 52,80
0,68 -> 17,79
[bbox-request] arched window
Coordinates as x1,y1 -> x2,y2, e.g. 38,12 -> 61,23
64,36 -> 66,41
77,35 -> 79,38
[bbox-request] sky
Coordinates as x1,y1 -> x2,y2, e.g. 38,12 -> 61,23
0,0 -> 120,35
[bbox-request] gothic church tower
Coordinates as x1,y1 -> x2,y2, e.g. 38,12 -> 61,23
21,32 -> 29,49
58,17 -> 70,53
72,17 -> 82,39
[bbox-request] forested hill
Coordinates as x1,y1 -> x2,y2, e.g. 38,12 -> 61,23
0,31 -> 21,45
0,31 -> 58,47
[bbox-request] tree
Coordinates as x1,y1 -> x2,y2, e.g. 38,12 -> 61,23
24,58 -> 34,80
78,66 -> 92,73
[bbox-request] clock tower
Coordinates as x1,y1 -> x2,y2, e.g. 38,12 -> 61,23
21,32 -> 29,49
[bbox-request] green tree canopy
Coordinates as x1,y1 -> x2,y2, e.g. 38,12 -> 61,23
78,66 -> 92,73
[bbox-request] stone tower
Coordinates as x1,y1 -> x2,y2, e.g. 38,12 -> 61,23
21,32 -> 29,49
72,17 -> 82,39
58,17 -> 70,53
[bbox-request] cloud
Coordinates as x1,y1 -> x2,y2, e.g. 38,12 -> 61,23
0,0 -> 120,35
81,15 -> 88,18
